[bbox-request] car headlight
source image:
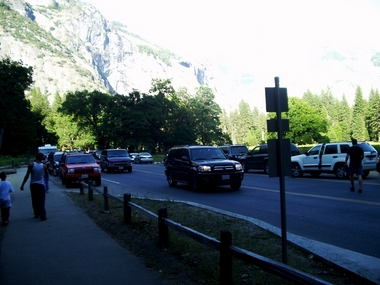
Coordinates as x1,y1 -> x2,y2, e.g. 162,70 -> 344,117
94,167 -> 100,173
68,169 -> 75,174
198,165 -> 211,172
235,163 -> 242,171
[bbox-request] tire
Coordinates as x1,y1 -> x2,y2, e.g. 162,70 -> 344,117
167,171 -> 177,187
362,170 -> 370,179
62,175 -> 66,185
263,162 -> 269,174
334,163 -> 348,179
230,181 -> 241,190
128,168 -> 132,173
189,173 -> 199,191
95,178 -> 101,186
291,163 -> 303,177
65,179 -> 70,188
241,161 -> 248,173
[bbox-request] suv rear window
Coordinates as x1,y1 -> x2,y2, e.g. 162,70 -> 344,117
230,146 -> 249,155
107,150 -> 129,157
358,143 -> 377,152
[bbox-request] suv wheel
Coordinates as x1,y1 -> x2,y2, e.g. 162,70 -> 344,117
334,163 -> 348,179
167,171 -> 177,187
189,173 -> 199,191
291,163 -> 303,177
95,178 -> 101,186
264,162 -> 269,174
230,181 -> 241,190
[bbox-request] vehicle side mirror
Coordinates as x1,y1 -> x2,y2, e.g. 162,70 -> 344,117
181,156 -> 189,161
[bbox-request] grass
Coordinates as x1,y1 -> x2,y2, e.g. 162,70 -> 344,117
0,155 -> 32,168
66,191 -> 372,285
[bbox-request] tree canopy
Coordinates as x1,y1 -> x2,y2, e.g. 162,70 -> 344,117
1,56 -> 378,155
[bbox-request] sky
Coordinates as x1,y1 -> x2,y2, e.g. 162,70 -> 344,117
83,0 -> 380,108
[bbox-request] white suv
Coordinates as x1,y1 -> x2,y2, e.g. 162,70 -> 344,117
291,141 -> 378,179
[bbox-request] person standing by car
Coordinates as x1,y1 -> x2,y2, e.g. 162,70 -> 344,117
20,153 -> 49,220
0,171 -> 14,226
345,139 -> 364,193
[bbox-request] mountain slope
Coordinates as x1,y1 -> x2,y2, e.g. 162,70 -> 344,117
0,0 -> 212,103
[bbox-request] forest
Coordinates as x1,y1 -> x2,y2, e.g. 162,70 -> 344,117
1,58 -> 379,156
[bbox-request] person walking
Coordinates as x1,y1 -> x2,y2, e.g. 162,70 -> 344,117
345,138 -> 364,193
0,171 -> 14,226
20,153 -> 49,220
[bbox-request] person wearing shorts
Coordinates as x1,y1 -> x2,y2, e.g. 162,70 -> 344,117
345,138 -> 364,193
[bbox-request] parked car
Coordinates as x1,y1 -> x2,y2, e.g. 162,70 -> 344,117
59,153 -> 101,187
129,153 -> 138,163
100,149 -> 132,173
218,145 -> 249,162
291,141 -> 378,179
134,152 -> 153,164
240,143 -> 300,174
47,151 -> 64,176
164,145 -> 244,190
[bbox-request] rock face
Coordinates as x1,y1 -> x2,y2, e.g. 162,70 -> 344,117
0,0 -> 214,103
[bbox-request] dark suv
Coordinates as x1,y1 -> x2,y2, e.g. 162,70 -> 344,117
241,143 -> 301,174
164,145 -> 244,190
100,149 -> 132,173
218,145 -> 249,162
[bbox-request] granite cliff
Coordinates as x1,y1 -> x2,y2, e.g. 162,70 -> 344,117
0,0 -> 214,103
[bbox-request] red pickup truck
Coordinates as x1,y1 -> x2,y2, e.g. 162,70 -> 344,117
60,153 -> 101,188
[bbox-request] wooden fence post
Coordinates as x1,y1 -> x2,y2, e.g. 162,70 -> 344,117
123,193 -> 131,224
158,208 -> 169,248
88,180 -> 93,201
103,186 -> 109,212
220,230 -> 233,285
79,182 -> 84,195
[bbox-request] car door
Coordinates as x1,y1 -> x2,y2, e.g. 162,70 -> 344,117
302,144 -> 322,171
177,148 -> 191,181
246,145 -> 267,170
320,144 -> 338,171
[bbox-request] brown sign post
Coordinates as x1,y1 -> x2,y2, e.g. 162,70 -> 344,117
265,77 -> 290,264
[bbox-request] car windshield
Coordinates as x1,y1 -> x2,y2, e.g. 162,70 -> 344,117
108,150 -> 128,157
191,148 -> 226,160
230,146 -> 248,155
66,156 -> 95,164
54,154 -> 61,160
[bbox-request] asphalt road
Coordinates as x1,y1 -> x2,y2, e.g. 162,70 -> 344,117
54,163 -> 380,259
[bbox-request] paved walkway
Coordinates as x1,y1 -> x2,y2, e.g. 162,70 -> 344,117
0,168 -> 167,285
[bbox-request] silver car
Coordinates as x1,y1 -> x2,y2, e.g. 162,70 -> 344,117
135,152 -> 154,164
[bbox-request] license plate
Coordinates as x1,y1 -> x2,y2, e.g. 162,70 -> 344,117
222,175 -> 229,180
81,174 -> 88,178
119,166 -> 124,169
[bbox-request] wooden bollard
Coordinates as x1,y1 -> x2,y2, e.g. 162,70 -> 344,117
103,186 -> 109,212
123,193 -> 131,224
158,208 -> 169,247
220,230 -> 233,285
79,182 -> 84,195
88,180 -> 93,201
